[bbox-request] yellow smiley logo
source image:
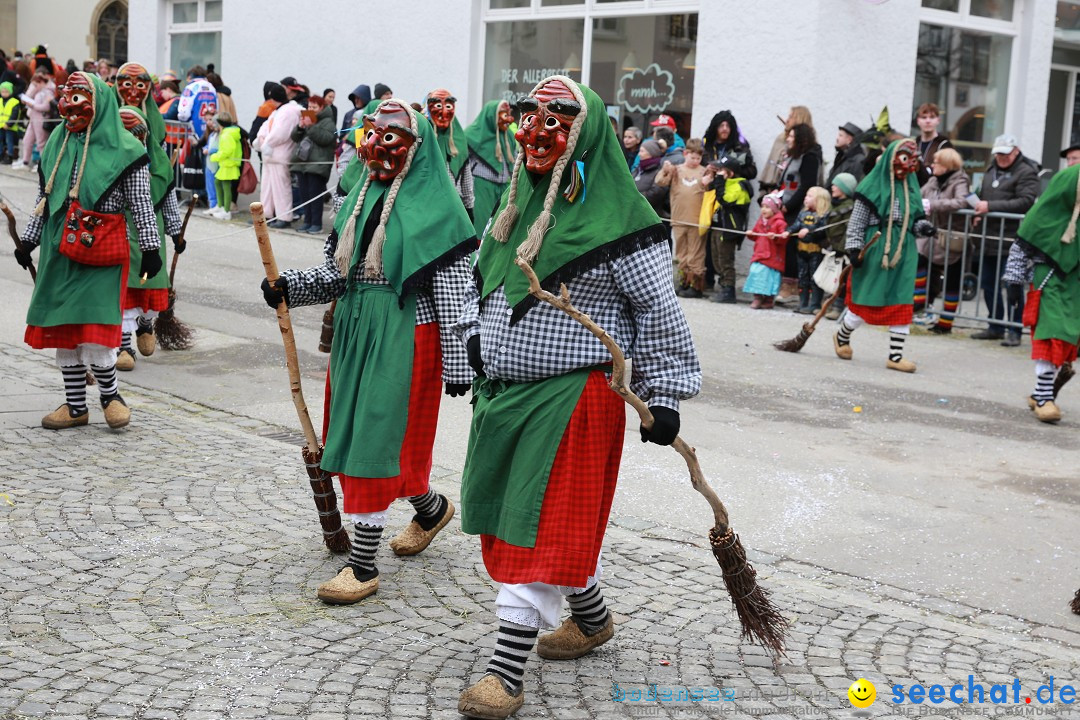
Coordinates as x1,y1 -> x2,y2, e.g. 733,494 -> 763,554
847,678 -> 876,708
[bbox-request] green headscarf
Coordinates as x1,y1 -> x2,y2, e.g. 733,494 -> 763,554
331,103 -> 476,297
119,104 -> 172,208
1017,163 -> 1080,275
475,78 -> 664,320
435,115 -> 469,178
37,73 -> 148,220
465,100 -> 517,173
853,138 -> 925,269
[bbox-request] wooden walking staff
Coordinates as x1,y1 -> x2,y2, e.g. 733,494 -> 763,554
156,194 -> 197,351
773,231 -> 881,353
516,258 -> 789,657
252,202 -> 350,554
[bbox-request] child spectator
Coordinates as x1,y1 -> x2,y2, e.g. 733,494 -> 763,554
208,112 -> 242,220
198,115 -> 221,216
12,69 -> 54,171
743,193 -> 789,309
0,82 -> 20,163
657,137 -> 708,297
702,154 -> 751,303
824,172 -> 857,320
787,186 -> 832,314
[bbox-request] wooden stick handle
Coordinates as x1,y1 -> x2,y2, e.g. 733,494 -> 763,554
1,201 -> 36,282
252,202 -> 319,450
803,231 -> 882,333
169,193 -> 198,286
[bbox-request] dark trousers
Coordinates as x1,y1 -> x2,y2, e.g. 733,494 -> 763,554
917,255 -> 963,305
298,172 -> 327,228
0,129 -> 16,157
796,250 -> 823,291
979,253 -> 1023,333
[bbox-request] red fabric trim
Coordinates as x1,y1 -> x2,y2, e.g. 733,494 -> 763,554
1031,337 -> 1079,365
845,282 -> 913,325
480,371 -> 626,587
123,287 -> 170,311
25,324 -> 122,349
326,323 -> 444,514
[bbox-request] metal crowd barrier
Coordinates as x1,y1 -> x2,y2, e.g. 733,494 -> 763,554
163,119 -> 197,202
920,209 -> 1027,333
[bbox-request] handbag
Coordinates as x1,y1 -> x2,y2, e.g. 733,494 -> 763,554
294,136 -> 313,163
935,229 -> 967,254
56,201 -> 128,267
237,139 -> 257,195
813,250 -> 847,294
181,138 -> 205,191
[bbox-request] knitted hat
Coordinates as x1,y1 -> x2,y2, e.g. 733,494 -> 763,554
762,192 -> 784,213
373,83 -> 391,99
266,83 -> 286,104
640,139 -> 663,158
0,82 -> 12,94
831,172 -> 857,198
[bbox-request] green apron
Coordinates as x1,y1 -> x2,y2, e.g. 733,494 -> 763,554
321,284 -> 417,478
472,175 -> 508,239
850,223 -> 918,307
126,210 -> 170,290
1033,263 -> 1080,343
460,367 -> 593,548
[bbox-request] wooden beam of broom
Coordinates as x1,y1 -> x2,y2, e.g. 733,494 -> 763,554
156,194 -> 197,351
252,202 -> 350,554
516,257 -> 789,657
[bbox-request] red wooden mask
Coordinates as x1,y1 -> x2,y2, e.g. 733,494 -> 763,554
426,89 -> 456,130
360,101 -> 417,182
515,79 -> 580,174
59,72 -> 95,134
115,62 -> 152,108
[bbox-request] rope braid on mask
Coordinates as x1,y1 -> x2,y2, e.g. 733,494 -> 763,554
881,141 -> 912,270
493,103 -> 514,166
490,75 -> 587,267
1061,170 -> 1080,245
333,99 -> 421,278
34,82 -> 96,217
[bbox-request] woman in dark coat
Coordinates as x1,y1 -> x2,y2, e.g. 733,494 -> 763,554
778,123 -> 823,279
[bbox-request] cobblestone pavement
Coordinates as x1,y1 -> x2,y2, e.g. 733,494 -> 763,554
1,341 -> 1078,720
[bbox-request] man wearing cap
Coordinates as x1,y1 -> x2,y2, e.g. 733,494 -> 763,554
914,103 -> 952,186
1061,143 -> 1080,168
827,122 -> 866,186
649,113 -> 685,150
971,133 -> 1041,346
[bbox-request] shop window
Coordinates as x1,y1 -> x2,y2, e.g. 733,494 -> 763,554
483,19 -> 584,105
970,0 -> 1014,21
168,0 -> 222,78
923,0 -> 960,11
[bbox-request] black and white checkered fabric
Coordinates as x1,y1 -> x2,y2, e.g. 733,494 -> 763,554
162,185 -> 184,238
453,161 -> 474,211
452,241 -> 701,410
279,231 -> 473,384
23,164 -> 160,253
468,152 -> 512,185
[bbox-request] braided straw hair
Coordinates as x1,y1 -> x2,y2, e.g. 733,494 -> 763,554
494,102 -> 508,165
881,139 -> 913,270
490,75 -> 587,267
332,99 -> 421,278
34,75 -> 96,217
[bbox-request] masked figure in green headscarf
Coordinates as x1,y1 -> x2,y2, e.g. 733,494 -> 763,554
260,99 -> 476,605
465,99 -> 517,238
453,76 -> 700,719
14,71 -> 163,431
114,94 -> 185,370
426,88 -> 474,219
833,138 -> 934,373
1002,164 -> 1080,424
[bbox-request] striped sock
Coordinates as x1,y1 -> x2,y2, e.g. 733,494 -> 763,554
487,622 -> 537,694
120,331 -> 134,352
347,522 -> 382,573
1034,364 -> 1057,406
90,364 -> 119,398
60,366 -> 88,412
836,317 -> 856,346
939,292 -> 959,330
408,490 -> 446,531
567,584 -> 610,635
889,333 -> 906,363
913,269 -> 927,311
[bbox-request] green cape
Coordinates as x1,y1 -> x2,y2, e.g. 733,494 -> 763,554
853,138 -> 925,245
119,104 -> 172,208
465,100 -> 516,174
40,74 -> 148,220
435,115 -> 469,178
475,79 -> 664,320
332,107 -> 476,296
1017,164 -> 1080,275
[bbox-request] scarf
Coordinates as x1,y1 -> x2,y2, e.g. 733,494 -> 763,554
435,115 -> 469,178
853,138 -> 924,269
464,100 -> 516,173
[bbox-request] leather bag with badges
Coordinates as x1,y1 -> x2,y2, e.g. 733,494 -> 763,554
57,201 -> 128,266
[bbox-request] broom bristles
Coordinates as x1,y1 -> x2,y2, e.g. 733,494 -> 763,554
156,290 -> 195,351
1072,588 -> 1080,615
710,527 -> 789,657
773,324 -> 814,353
1054,362 -> 1075,400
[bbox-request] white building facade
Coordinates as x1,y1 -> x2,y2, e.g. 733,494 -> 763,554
123,0 -> 1073,174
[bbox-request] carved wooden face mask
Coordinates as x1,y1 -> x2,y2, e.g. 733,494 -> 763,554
496,101 -> 514,132
119,108 -> 148,143
116,63 -> 152,107
426,89 -> 456,131
515,79 -> 580,175
892,140 -> 920,181
360,101 -> 417,182
59,72 -> 94,134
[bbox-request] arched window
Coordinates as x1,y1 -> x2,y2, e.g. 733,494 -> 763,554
95,1 -> 128,66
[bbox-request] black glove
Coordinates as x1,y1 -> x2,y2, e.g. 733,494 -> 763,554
466,334 -> 484,377
913,218 -> 936,239
444,383 -> 470,397
850,252 -> 864,269
1005,282 -> 1023,306
14,244 -> 33,270
172,235 -> 186,254
261,276 -> 289,308
640,405 -> 680,446
139,249 -> 163,280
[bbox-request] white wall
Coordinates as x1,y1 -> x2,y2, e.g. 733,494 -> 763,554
1008,0 -> 1055,162
16,0 -> 96,65
692,0 -> 921,181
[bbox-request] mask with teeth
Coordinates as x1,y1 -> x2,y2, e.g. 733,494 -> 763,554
892,139 -> 920,181
59,71 -> 95,134
359,100 -> 417,182
496,101 -> 514,132
426,89 -> 456,131
115,62 -> 152,108
515,79 -> 580,174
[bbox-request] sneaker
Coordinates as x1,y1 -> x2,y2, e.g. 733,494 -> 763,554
1000,332 -> 1021,347
537,615 -> 615,660
217,210 -> 232,221
27,163 -> 37,173
10,160 -> 25,170
267,219 -> 292,229
458,674 -> 524,720
971,329 -> 1004,340
305,225 -> 323,234
913,311 -> 938,326
101,394 -> 131,429
41,404 -> 89,430
678,287 -> 703,299
316,565 -> 379,604
930,324 -> 952,335
825,306 -> 843,321
389,498 -> 455,556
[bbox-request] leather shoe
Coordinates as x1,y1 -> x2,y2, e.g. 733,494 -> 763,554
971,329 -> 1004,340
101,395 -> 131,429
886,358 -> 917,373
833,332 -> 852,360
1035,400 -> 1062,423
41,404 -> 89,430
1000,332 -> 1021,347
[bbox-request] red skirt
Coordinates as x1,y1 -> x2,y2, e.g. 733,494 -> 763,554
1031,338 -> 1079,366
25,323 -> 121,350
845,283 -> 913,326
322,322 -> 443,514
481,371 -> 626,587
123,287 -> 170,312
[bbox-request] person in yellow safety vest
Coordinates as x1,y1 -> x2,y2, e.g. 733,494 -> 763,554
0,81 -> 22,163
